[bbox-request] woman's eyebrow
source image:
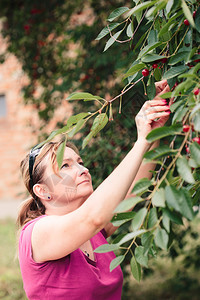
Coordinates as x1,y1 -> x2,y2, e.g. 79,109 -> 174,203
62,156 -> 82,162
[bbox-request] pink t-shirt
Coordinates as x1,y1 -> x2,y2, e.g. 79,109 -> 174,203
18,215 -> 123,300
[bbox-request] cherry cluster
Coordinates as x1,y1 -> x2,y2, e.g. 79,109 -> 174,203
142,58 -> 168,77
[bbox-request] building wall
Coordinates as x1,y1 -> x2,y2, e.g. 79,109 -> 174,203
0,34 -> 72,202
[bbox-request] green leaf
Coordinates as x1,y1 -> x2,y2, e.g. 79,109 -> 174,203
176,156 -> 195,184
68,119 -> 86,138
146,1 -> 167,17
141,232 -> 154,255
56,138 -> 66,169
135,246 -> 148,268
132,178 -> 152,195
126,23 -> 133,37
95,23 -> 120,40
195,7 -> 200,33
82,113 -> 108,149
193,111 -> 200,132
191,103 -> 200,116
67,112 -> 90,127
190,142 -> 200,166
162,213 -> 170,233
172,106 -> 188,124
158,10 -> 182,38
131,208 -> 147,231
169,100 -> 183,113
107,7 -> 129,22
147,76 -> 156,100
158,18 -> 176,37
155,228 -> 169,250
123,63 -> 146,79
154,66 -> 162,81
139,43 -> 163,59
144,145 -> 177,160
163,65 -> 189,80
110,255 -> 125,272
179,188 -> 195,220
111,211 -> 136,227
127,1 -> 156,18
165,185 -> 181,211
169,51 -> 190,65
118,229 -> 146,246
130,255 -> 141,282
66,92 -> 102,101
165,186 -> 194,220
148,30 -> 158,44
181,0 -> 195,28
146,124 -> 182,143
34,130 -> 60,149
103,30 -> 123,52
162,208 -> 183,225
152,188 -> 166,208
147,207 -> 158,228
114,196 -> 143,213
166,0 -> 174,15
188,158 -> 199,169
94,243 -> 120,253
141,53 -> 166,63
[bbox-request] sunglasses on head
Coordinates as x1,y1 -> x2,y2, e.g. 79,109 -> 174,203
29,146 -> 42,186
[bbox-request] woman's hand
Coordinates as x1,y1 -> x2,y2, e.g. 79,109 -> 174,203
136,79 -> 172,143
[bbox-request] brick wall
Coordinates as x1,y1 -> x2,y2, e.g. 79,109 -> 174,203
0,34 -> 72,202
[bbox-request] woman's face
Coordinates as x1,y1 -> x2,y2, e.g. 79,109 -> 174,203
42,147 -> 93,208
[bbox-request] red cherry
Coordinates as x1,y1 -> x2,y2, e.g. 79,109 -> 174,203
185,146 -> 190,154
183,125 -> 190,132
142,69 -> 149,77
161,58 -> 167,64
38,40 -> 45,47
194,88 -> 199,96
31,8 -> 42,14
152,63 -> 158,69
192,137 -> 200,145
24,24 -> 30,33
184,19 -> 190,26
193,11 -> 196,18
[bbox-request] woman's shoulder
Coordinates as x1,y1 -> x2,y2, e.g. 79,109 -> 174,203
21,215 -> 47,232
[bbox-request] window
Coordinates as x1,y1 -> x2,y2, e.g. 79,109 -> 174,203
0,94 -> 6,118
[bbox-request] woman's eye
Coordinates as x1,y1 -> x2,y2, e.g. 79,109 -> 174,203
79,162 -> 84,166
61,163 -> 69,169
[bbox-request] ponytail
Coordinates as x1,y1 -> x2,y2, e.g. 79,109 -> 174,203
17,197 -> 45,228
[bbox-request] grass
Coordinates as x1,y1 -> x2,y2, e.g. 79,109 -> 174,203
0,219 -> 26,300
0,218 -> 200,300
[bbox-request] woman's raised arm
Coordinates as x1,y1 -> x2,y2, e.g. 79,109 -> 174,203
31,85 -> 171,262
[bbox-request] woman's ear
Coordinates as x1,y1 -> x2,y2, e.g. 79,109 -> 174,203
33,184 -> 51,201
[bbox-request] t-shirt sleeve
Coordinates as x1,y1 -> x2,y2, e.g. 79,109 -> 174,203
100,228 -> 107,239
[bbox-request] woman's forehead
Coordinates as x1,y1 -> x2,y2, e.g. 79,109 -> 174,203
64,147 -> 81,160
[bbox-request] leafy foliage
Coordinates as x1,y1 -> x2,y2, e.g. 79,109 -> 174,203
63,0 -> 200,282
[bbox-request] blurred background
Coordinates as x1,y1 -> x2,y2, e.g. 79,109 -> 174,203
0,1 -> 199,299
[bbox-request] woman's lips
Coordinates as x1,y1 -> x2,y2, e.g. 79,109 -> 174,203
78,180 -> 90,185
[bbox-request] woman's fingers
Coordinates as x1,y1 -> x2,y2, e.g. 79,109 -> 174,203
143,99 -> 168,108
145,105 -> 170,114
146,110 -> 171,121
155,79 -> 168,94
158,84 -> 170,96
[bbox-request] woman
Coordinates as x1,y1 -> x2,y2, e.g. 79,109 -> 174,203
17,80 -> 171,300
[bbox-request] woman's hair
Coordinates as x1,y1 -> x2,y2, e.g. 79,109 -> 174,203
17,139 -> 79,228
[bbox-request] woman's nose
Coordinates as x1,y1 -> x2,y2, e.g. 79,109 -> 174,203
77,164 -> 89,176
